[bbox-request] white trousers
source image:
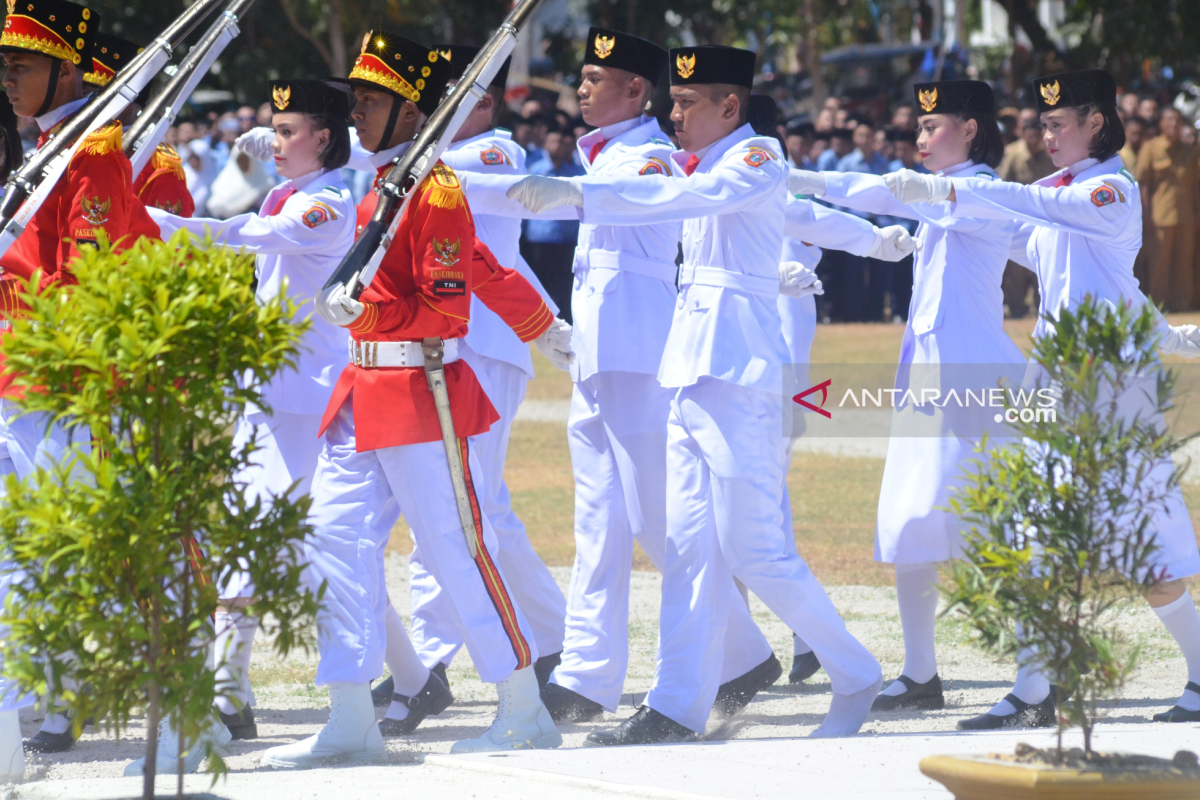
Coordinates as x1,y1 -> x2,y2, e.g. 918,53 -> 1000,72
220,411 -> 325,600
305,399 -> 537,686
555,371 -> 773,712
409,352 -> 566,667
646,378 -> 881,733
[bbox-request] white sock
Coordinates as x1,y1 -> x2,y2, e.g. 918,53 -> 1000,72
213,610 -> 257,716
40,712 -> 70,736
39,662 -> 75,735
881,563 -> 939,697
793,634 -> 813,656
0,710 -> 23,780
1154,592 -> 1200,711
384,604 -> 430,700
810,675 -> 883,738
990,624 -> 1050,715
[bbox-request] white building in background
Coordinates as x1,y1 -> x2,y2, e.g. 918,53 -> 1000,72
967,0 -> 1066,49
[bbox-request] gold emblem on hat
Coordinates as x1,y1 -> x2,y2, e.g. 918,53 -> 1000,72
918,88 -> 937,113
5,0 -> 13,15
81,8 -> 89,19
594,35 -> 614,59
1040,80 -> 1061,106
676,53 -> 695,80
438,48 -> 451,61
272,85 -> 291,111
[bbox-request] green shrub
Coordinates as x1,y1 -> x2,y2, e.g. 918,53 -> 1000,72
0,233 -> 320,797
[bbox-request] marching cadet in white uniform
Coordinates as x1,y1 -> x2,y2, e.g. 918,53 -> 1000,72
506,44 -> 882,743
398,44 -> 567,709
790,81 -> 1028,714
886,69 -> 1200,727
136,80 -> 356,773
460,28 -> 780,725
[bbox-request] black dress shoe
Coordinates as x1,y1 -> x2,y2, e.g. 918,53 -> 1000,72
788,651 -> 821,684
1153,682 -> 1200,722
871,674 -> 944,711
219,706 -> 258,740
371,676 -> 394,707
24,727 -> 78,754
957,692 -> 1055,730
713,653 -> 783,717
431,662 -> 448,686
584,706 -> 697,747
379,670 -> 454,736
541,681 -> 603,723
534,651 -> 562,690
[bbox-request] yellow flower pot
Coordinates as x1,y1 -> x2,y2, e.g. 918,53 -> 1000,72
919,754 -> 1200,800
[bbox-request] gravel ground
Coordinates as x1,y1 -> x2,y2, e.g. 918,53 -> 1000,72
16,554 -> 1190,782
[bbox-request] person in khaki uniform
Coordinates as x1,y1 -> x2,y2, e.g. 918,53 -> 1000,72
1137,107 -> 1200,311
997,109 -> 1055,317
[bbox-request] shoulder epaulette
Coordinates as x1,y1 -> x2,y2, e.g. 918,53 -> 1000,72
149,143 -> 184,178
974,170 -> 996,180
495,126 -> 512,134
649,137 -> 672,146
77,122 -> 123,158
422,163 -> 466,210
1118,167 -> 1135,184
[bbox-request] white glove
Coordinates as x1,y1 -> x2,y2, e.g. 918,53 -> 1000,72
316,283 -> 364,327
865,225 -> 920,262
884,169 -> 953,205
787,169 -> 828,197
778,261 -> 824,299
1159,324 -> 1200,358
534,317 -> 575,370
235,127 -> 275,163
505,176 -> 584,215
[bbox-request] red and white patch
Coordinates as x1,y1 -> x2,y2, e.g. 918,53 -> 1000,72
479,147 -> 509,166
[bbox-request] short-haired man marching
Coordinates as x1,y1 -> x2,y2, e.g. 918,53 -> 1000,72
461,28 -> 783,728
505,44 -> 883,743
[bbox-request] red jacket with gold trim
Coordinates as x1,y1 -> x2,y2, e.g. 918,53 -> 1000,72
133,143 -> 195,218
322,161 -> 554,451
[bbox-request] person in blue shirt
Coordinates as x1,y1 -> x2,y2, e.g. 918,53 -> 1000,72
837,120 -> 893,321
815,127 -> 853,171
520,121 -> 587,322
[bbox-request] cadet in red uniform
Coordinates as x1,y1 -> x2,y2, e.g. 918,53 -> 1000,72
0,0 -> 160,756
259,32 -> 563,769
83,32 -> 194,217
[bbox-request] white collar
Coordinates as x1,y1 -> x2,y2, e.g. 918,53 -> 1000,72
940,159 -> 976,177
371,139 -> 412,170
36,96 -> 90,133
577,115 -> 652,163
282,167 -> 329,193
1068,157 -> 1099,176
674,123 -> 755,173
596,115 -> 645,140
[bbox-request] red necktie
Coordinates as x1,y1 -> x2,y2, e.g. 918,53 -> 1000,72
588,139 -> 608,164
684,154 -> 701,176
1054,172 -> 1074,187
265,188 -> 296,217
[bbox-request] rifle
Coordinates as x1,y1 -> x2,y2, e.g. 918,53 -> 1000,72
320,0 -> 543,300
126,0 -> 259,176
0,0 -> 225,259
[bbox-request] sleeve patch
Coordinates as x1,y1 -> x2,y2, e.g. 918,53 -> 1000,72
479,147 -> 512,166
81,195 -> 111,225
639,157 -> 671,176
432,278 -> 466,296
302,201 -> 338,229
744,147 -> 773,168
155,200 -> 183,215
1090,184 -> 1121,207
432,237 -> 462,267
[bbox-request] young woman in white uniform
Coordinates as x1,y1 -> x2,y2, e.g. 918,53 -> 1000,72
143,80 -> 356,763
886,69 -> 1200,727
789,81 -> 1028,713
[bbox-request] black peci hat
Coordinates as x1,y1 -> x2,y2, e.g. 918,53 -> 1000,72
0,0 -> 97,66
348,30 -> 452,117
433,43 -> 510,90
669,45 -> 755,89
269,79 -> 351,121
85,32 -> 140,88
1032,70 -> 1117,113
913,80 -> 995,117
584,27 -> 667,86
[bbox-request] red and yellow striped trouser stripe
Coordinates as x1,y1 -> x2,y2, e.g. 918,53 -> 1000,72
457,437 -> 532,669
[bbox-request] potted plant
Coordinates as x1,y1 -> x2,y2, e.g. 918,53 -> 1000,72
921,297 -> 1200,799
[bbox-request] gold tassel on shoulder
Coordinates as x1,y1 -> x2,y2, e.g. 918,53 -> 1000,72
150,144 -> 185,180
77,122 -> 124,157
422,163 -> 466,210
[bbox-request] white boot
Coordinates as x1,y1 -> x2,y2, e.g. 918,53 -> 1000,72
261,683 -> 383,769
0,710 -> 25,783
123,713 -> 232,776
450,666 -> 562,753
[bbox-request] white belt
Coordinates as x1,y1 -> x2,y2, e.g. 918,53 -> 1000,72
678,266 -> 779,298
575,248 -> 679,283
349,338 -> 459,368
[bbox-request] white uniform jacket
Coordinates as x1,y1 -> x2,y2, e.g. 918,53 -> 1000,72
577,124 -> 789,393
150,169 -> 356,417
440,130 -> 556,378
459,116 -> 681,382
